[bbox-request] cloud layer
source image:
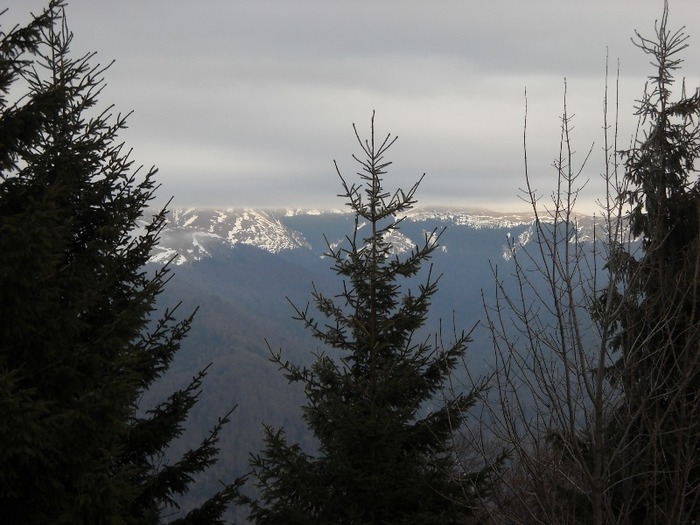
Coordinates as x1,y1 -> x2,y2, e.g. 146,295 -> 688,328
9,0 -> 700,212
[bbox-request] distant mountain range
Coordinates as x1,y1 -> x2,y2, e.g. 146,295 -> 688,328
149,207 -> 598,265
144,206 -> 598,520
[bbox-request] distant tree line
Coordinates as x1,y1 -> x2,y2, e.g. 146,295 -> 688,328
1,1 -> 698,524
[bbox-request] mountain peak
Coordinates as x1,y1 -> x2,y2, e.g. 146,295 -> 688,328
148,207 -> 596,265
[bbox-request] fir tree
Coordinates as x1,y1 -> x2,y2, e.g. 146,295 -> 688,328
245,113 -> 491,524
0,3 -> 241,523
605,4 -> 700,521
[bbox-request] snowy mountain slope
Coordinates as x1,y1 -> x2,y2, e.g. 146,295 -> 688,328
148,207 -> 599,265
149,208 -> 312,264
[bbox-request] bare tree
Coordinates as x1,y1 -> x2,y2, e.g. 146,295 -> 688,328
463,4 -> 700,523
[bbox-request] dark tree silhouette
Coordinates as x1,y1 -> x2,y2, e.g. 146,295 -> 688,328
245,113 -> 493,524
0,3 -> 241,523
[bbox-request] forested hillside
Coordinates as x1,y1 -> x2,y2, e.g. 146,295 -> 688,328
144,207 -> 555,505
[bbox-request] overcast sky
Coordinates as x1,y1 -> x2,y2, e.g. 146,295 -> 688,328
9,1 -> 700,212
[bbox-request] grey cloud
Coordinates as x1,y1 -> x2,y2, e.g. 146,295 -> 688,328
7,0 -> 700,213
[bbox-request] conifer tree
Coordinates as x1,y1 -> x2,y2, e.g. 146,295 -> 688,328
0,3 -> 241,523
460,4 -> 699,523
605,5 -> 700,521
245,113 -> 491,524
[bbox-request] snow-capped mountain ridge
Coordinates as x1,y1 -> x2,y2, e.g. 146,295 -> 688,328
149,207 -> 596,265
404,208 -> 537,229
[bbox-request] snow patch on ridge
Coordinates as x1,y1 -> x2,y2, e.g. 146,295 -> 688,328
147,207 -> 600,266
